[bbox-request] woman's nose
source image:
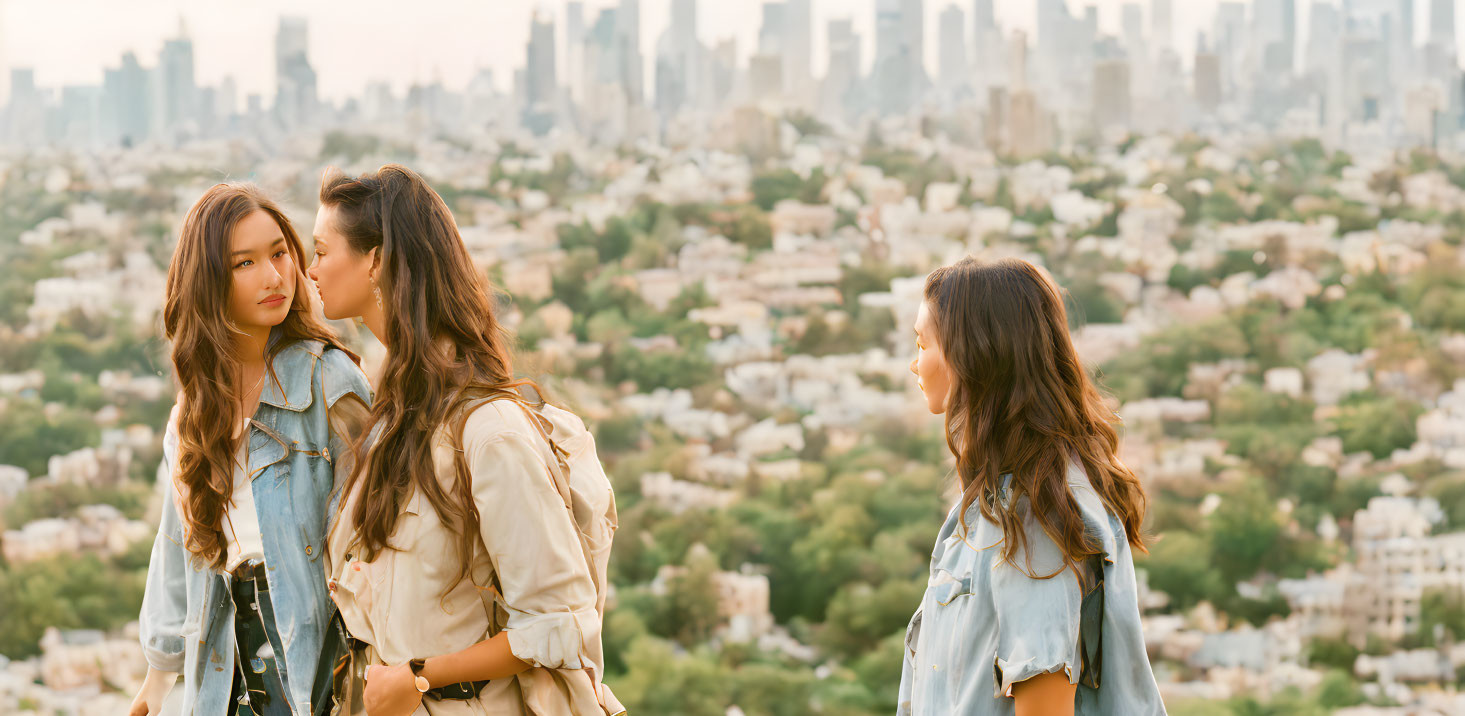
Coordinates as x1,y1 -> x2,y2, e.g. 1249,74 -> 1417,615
909,359 -> 918,376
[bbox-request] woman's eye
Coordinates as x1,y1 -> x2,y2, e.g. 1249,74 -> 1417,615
235,260 -> 252,268
273,250 -> 288,259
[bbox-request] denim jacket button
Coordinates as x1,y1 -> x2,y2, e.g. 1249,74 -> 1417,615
305,545 -> 313,556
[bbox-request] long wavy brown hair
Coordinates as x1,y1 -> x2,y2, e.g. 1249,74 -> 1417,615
163,183 -> 347,571
925,257 -> 1148,577
321,164 -> 535,588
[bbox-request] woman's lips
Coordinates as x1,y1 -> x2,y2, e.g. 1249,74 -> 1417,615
260,295 -> 287,307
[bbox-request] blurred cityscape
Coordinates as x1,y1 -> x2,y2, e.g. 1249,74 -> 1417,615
4,1 -> 1465,152
3,1 -> 1465,715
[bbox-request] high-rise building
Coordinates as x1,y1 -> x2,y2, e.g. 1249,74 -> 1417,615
822,18 -> 861,117
1307,2 -> 1342,76
1093,59 -> 1132,130
938,5 -> 969,92
872,0 -> 923,113
758,3 -> 787,57
524,11 -> 557,134
971,0 -> 997,75
785,0 -> 813,94
1255,0 -> 1297,73
567,1 -> 586,101
157,22 -> 196,136
1429,0 -> 1455,48
1121,3 -> 1146,57
901,0 -> 927,85
1195,52 -> 1222,110
274,17 -> 317,128
656,0 -> 703,115
103,52 -> 151,146
1152,0 -> 1174,52
5,68 -> 44,145
618,0 -> 645,104
972,0 -> 995,36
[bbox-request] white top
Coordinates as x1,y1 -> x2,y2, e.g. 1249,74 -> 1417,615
223,416 -> 265,570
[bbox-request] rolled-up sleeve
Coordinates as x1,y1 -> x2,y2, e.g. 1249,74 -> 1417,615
139,409 -> 189,673
990,513 -> 1084,699
466,420 -> 600,670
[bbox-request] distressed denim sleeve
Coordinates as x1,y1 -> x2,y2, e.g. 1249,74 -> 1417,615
138,410 -> 189,673
989,510 -> 1083,699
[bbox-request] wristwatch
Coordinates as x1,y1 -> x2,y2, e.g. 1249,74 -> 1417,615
408,658 -> 431,694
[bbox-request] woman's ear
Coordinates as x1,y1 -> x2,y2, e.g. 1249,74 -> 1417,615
368,247 -> 381,281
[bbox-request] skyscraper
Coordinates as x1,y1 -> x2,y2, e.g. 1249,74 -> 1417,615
566,1 -> 586,101
1255,0 -> 1298,73
823,18 -> 861,117
785,0 -> 813,94
657,0 -> 703,114
617,0 -> 644,104
524,11 -> 557,134
1152,0 -> 1175,53
939,5 -> 969,92
872,0 -> 924,114
972,0 -> 995,37
103,52 -> 151,145
1195,52 -> 1222,110
274,17 -> 317,128
1430,0 -> 1455,48
1121,3 -> 1146,57
1307,2 -> 1342,76
1093,59 -> 1132,130
157,21 -> 196,137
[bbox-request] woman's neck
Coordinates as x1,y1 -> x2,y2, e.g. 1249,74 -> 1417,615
361,303 -> 386,347
235,323 -> 271,364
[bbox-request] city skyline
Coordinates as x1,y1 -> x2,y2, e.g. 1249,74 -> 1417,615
4,0 -> 1428,103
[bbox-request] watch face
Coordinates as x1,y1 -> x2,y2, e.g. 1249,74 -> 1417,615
415,674 -> 431,693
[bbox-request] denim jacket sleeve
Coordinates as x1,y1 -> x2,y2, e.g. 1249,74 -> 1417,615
989,506 -> 1084,699
138,407 -> 189,673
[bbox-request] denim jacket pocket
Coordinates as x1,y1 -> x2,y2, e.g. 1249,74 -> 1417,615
929,568 -> 976,606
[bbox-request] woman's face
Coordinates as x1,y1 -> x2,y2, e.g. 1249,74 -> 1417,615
910,301 -> 954,415
227,210 -> 296,332
307,204 -> 377,320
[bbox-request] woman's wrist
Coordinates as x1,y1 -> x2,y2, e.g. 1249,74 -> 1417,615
416,656 -> 439,690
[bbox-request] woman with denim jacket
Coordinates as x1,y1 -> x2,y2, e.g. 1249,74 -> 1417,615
899,257 -> 1166,716
128,183 -> 372,716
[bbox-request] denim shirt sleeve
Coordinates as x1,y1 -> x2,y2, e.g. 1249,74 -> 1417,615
989,505 -> 1084,699
138,408 -> 189,673
896,606 -> 922,715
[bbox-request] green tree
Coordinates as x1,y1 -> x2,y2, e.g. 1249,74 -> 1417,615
1330,390 -> 1423,460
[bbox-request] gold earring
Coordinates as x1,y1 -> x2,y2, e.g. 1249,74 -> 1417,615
374,284 -> 382,310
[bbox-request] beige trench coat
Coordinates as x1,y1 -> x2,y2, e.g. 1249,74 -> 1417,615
326,400 -> 624,715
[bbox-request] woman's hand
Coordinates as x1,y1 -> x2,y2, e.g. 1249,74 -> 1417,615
127,668 -> 178,716
363,662 -> 424,716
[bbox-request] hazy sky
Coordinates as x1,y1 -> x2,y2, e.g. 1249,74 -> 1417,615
0,1 -> 1452,102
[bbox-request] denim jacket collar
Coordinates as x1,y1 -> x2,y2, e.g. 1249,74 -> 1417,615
258,338 -> 326,413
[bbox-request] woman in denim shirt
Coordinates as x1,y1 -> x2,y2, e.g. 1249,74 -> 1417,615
899,257 -> 1166,715
128,184 -> 372,716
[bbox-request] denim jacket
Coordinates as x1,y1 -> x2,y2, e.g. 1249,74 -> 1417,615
139,339 -> 372,716
897,462 -> 1167,715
